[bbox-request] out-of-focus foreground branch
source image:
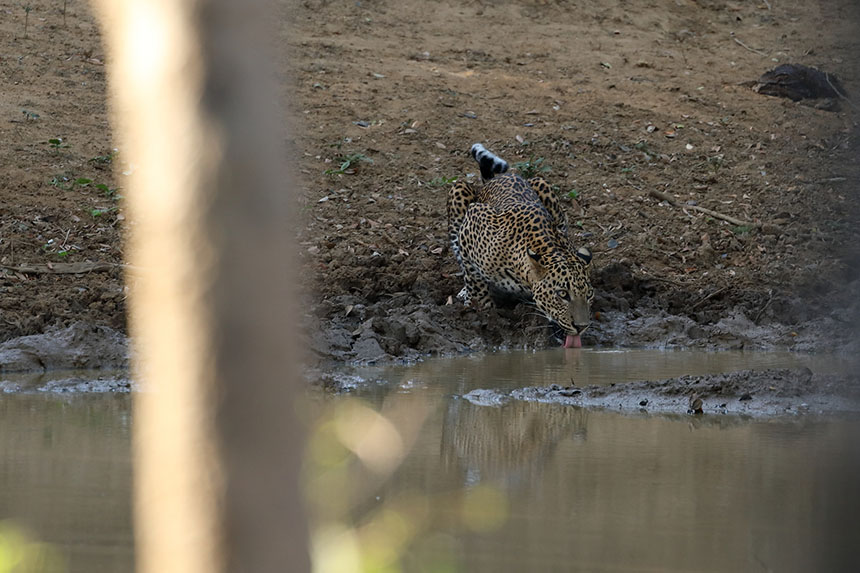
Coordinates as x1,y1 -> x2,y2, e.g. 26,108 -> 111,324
90,1 -> 308,571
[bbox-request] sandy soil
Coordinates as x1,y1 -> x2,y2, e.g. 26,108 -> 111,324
1,0 -> 859,368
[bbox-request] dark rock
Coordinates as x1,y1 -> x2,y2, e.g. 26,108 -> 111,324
753,64 -> 847,108
351,335 -> 389,363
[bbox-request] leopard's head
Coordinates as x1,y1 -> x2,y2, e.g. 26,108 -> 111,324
527,245 -> 594,346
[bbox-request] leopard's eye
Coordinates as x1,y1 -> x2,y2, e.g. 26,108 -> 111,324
557,289 -> 570,301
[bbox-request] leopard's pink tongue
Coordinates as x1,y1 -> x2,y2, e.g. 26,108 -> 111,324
563,334 -> 582,348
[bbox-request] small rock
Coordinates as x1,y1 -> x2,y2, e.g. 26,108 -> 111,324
760,224 -> 781,236
697,244 -> 717,265
739,393 -> 753,401
351,335 -> 388,363
753,63 -> 847,107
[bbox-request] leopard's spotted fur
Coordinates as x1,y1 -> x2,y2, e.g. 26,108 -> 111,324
448,144 -> 594,338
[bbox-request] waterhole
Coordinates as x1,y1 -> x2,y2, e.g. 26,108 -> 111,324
2,350 -> 858,572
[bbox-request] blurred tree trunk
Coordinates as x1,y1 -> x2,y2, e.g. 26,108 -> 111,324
90,1 -> 308,571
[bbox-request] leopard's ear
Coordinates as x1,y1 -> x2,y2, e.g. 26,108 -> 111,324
527,248 -> 548,280
575,246 -> 592,265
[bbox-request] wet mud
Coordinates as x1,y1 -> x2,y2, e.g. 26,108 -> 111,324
307,276 -> 860,365
0,371 -> 134,393
464,368 -> 860,418
0,322 -> 129,373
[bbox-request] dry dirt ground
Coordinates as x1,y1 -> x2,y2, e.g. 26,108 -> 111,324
1,0 -> 859,368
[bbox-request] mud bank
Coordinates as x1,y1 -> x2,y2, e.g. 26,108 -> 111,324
306,253 -> 860,366
0,372 -> 134,393
0,322 -> 130,373
305,288 -> 859,366
464,368 -> 860,418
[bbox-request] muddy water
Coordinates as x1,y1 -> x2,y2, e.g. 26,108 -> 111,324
320,405 -> 860,572
0,392 -> 133,572
343,348 -> 852,393
311,349 -> 860,572
2,350 -> 859,572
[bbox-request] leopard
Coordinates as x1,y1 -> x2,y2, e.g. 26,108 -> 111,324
447,143 -> 594,348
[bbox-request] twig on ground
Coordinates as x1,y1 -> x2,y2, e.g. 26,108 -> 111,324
352,237 -> 376,250
824,73 -> 857,110
59,229 -> 72,252
641,244 -> 679,259
732,34 -> 768,57
754,289 -> 775,323
646,188 -> 767,229
691,286 -> 729,310
1,262 -> 118,274
816,177 -> 846,184
637,273 -> 688,288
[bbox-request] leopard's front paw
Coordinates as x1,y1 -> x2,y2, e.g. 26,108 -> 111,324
471,293 -> 494,309
457,286 -> 494,309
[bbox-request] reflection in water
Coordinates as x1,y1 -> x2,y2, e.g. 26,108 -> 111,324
309,393 -> 860,572
349,347 -> 852,392
2,350 -> 859,572
441,400 -> 588,487
0,520 -> 66,573
308,349 -> 860,572
0,394 -> 133,573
